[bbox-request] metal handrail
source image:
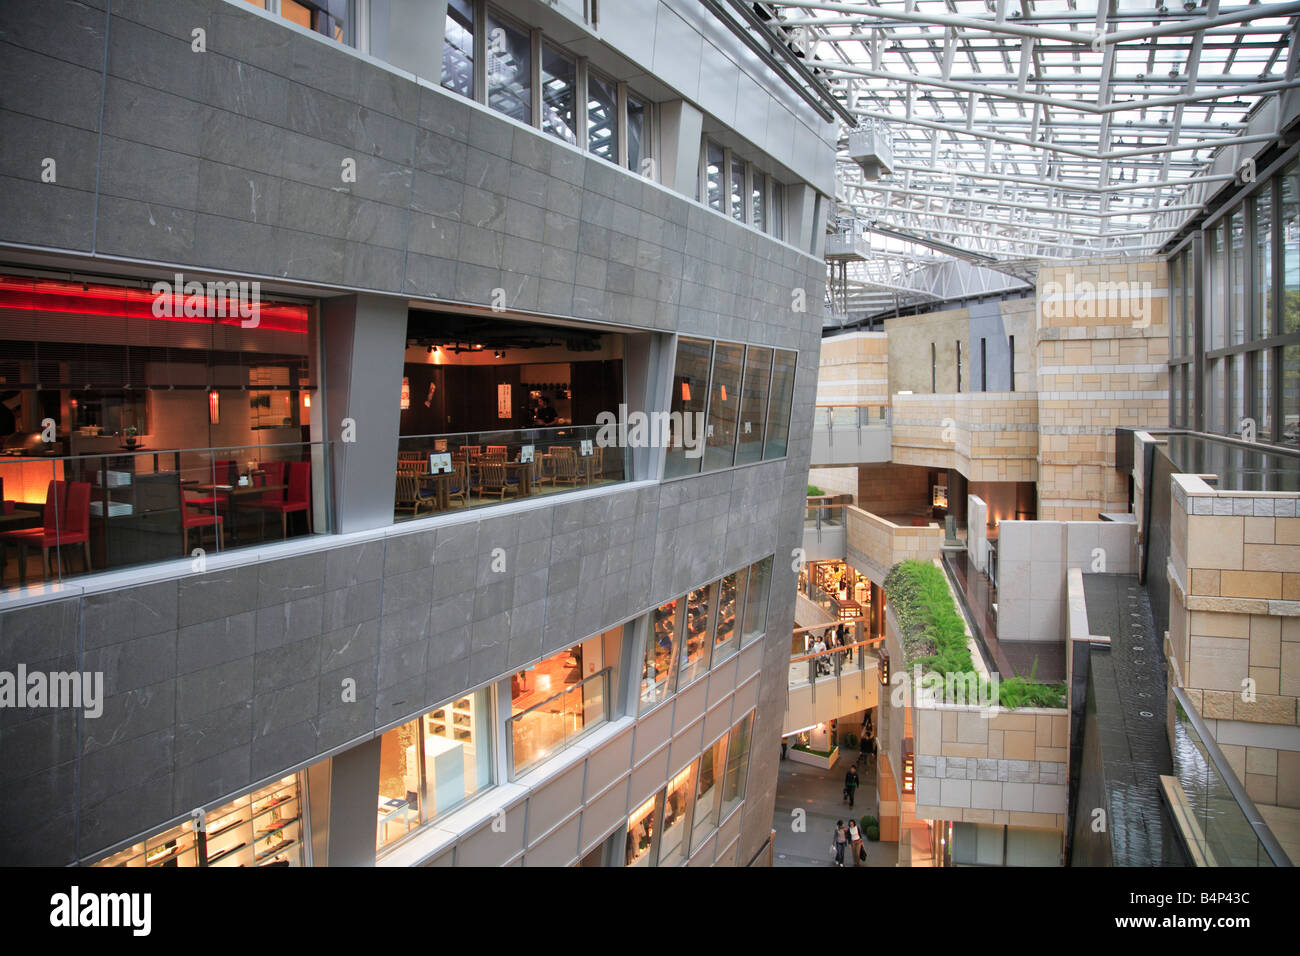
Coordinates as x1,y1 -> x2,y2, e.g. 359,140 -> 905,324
1170,686 -> 1291,867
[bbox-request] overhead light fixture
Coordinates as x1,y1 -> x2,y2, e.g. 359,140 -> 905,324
208,389 -> 220,425
400,377 -> 410,410
681,382 -> 692,402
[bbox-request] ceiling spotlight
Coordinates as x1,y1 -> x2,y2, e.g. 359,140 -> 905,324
1183,0 -> 1197,8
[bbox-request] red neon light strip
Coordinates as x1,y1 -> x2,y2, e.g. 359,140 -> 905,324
0,276 -> 309,333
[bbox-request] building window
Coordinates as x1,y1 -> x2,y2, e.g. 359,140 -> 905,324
641,597 -> 681,713
704,140 -> 724,211
441,0 -> 475,98
657,761 -> 698,866
735,345 -> 772,466
540,45 -> 577,145
486,12 -> 531,125
665,337 -> 712,479
718,712 -> 754,820
730,156 -> 746,222
712,565 -> 747,663
1008,335 -> 1015,392
703,342 -> 744,471
741,554 -> 773,644
508,630 -> 615,775
956,340 -> 962,393
980,338 -> 987,392
587,70 -> 618,163
376,688 -> 493,852
931,342 -> 937,393
690,729 -> 730,854
771,182 -> 784,240
280,0 -> 350,42
764,349 -> 796,459
752,173 -> 766,231
626,92 -> 648,175
678,582 -> 715,687
625,794 -> 658,866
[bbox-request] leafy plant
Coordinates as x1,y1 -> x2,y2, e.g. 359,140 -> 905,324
865,825 -> 880,842
883,560 -> 1064,711
807,484 -> 825,497
859,815 -> 879,832
791,743 -> 836,758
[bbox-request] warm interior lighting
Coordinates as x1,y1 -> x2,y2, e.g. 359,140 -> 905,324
400,377 -> 410,410
681,381 -> 691,402
302,393 -> 311,408
208,390 -> 220,425
0,276 -> 308,333
720,384 -> 727,402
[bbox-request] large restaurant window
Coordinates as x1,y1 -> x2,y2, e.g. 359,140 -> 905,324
665,339 -> 794,479
395,311 -> 627,520
0,274 -> 325,593
741,555 -> 773,645
718,712 -> 754,821
508,628 -> 618,775
376,688 -> 494,852
702,342 -> 743,471
677,582 -> 715,687
664,336 -> 712,479
690,730 -> 729,853
655,762 -> 697,866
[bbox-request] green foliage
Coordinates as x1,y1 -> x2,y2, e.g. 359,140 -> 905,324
865,825 -> 880,842
859,815 -> 879,832
883,559 -> 1065,711
807,485 -> 825,497
791,743 -> 836,758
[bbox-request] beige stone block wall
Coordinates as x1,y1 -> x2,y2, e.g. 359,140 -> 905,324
884,306 -> 969,395
1167,473 -> 1300,809
845,505 -> 943,582
891,392 -> 1040,483
816,331 -> 890,407
1036,258 -> 1169,521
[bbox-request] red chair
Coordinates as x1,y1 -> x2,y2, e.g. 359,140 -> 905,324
180,476 -> 223,554
0,480 -> 91,581
186,459 -> 238,512
251,461 -> 311,539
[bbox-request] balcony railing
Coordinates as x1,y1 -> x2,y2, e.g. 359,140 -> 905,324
0,440 -> 329,593
813,404 -> 890,430
394,425 -> 628,521
789,631 -> 880,689
1168,687 -> 1290,867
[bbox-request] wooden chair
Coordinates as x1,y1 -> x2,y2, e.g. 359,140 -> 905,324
477,460 -> 520,500
553,450 -> 583,487
447,460 -> 469,508
484,445 -> 508,459
394,473 -> 436,517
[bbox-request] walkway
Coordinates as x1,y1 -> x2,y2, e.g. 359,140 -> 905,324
772,747 -> 897,867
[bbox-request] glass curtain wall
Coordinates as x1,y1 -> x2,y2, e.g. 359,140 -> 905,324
1183,155 -> 1300,447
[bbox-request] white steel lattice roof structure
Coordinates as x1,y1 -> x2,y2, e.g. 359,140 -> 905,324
705,1 -> 1300,322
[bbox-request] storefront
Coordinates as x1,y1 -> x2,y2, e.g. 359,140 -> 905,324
797,559 -> 882,642
0,272 -> 325,590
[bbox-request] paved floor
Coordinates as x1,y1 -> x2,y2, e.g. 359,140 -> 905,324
772,747 -> 898,867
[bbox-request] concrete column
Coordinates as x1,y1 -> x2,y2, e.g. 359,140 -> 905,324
321,293 -> 408,534
326,737 -> 383,867
657,100 -> 704,198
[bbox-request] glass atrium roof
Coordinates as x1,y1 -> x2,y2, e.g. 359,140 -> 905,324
722,2 -> 1300,319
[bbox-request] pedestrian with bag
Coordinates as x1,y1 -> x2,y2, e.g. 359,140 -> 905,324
848,818 -> 863,866
832,820 -> 848,866
844,764 -> 860,808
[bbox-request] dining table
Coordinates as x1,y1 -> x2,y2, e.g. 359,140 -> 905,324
193,482 -> 287,544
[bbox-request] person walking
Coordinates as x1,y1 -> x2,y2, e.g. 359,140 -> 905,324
833,820 -> 848,866
844,765 -> 860,808
848,818 -> 863,867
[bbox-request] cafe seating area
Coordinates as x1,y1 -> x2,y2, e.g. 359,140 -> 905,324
0,452 -> 317,589
392,431 -> 622,520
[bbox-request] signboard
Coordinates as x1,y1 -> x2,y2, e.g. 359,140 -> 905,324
428,452 -> 453,475
497,383 -> 512,419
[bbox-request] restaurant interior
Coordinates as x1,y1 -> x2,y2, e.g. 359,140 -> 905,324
0,274 -> 323,590
394,309 -> 627,518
